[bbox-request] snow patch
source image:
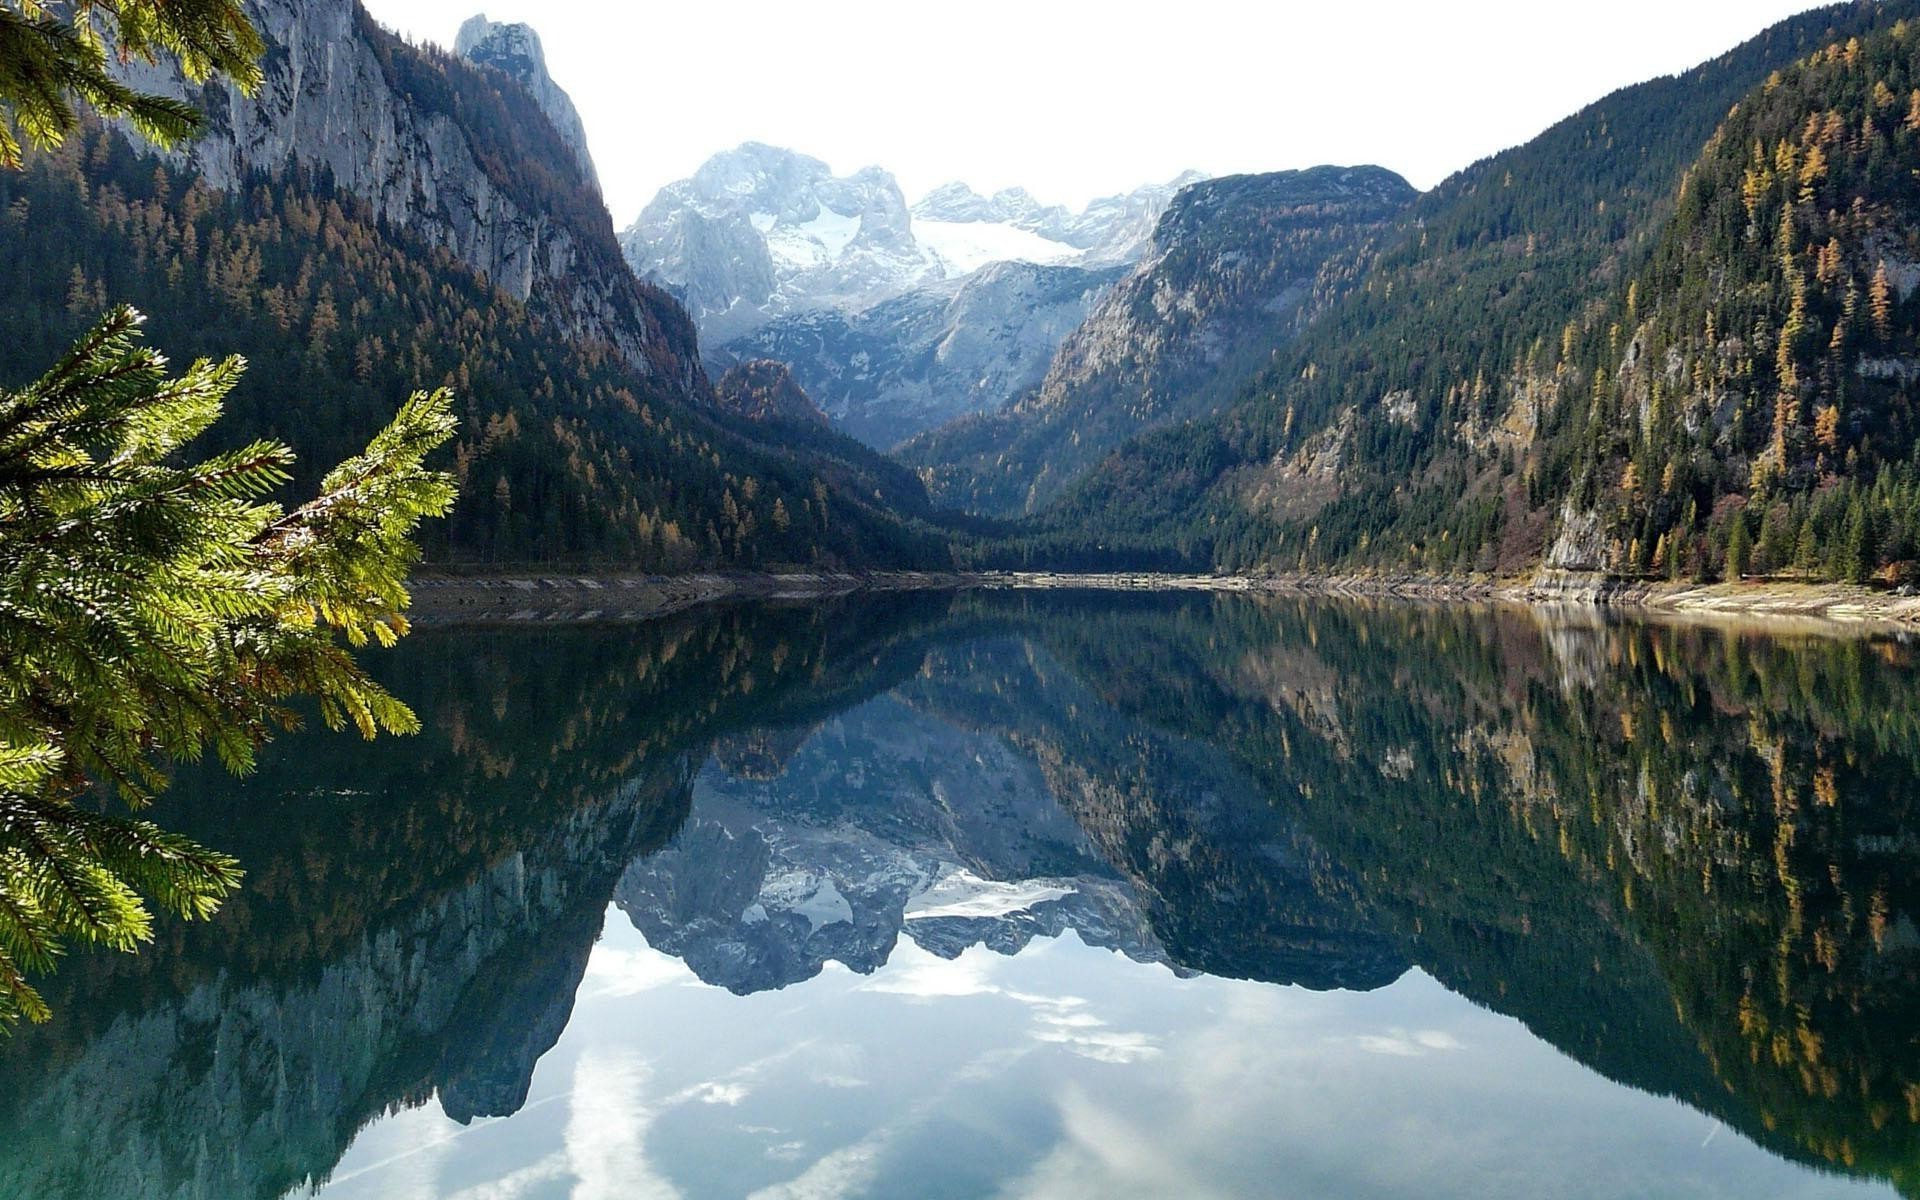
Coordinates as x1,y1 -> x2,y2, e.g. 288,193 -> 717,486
905,869 -> 1074,920
761,870 -> 854,931
764,208 -> 865,271
915,219 -> 1080,274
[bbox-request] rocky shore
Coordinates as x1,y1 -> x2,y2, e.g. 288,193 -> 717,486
408,568 -> 1920,632
406,570 -> 988,623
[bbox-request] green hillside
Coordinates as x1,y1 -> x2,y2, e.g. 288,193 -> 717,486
1033,0 -> 1920,579
900,167 -> 1415,518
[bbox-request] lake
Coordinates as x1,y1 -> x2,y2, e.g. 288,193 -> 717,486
0,591 -> 1914,1199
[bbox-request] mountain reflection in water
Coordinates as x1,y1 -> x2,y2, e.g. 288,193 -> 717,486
0,592 -> 1915,1199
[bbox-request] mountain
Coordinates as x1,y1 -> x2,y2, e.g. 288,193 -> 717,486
713,359 -> 829,426
620,142 -> 1195,344
0,0 -> 954,569
623,145 -> 1202,449
455,13 -> 600,192
619,143 -> 941,342
1545,18 -> 1920,580
1042,0 -> 1920,578
904,166 -> 1417,516
714,259 -> 1127,447
114,0 -> 682,383
614,688 -> 1179,995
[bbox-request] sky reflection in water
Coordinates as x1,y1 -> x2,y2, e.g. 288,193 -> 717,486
321,915 -> 1885,1200
0,592 -> 1911,1200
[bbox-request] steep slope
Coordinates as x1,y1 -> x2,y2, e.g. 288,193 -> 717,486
908,166 -> 1416,517
715,259 -> 1126,447
117,0 -> 689,387
1547,20 -> 1920,582
1046,0 -> 1920,574
0,1 -> 954,569
455,13 -> 600,192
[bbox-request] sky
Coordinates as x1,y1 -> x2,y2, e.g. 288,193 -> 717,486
361,0 -> 1832,227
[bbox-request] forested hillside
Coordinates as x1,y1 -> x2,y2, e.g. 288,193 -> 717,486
1035,0 -> 1920,579
903,167 -> 1415,518
0,128 -> 949,568
1550,19 -> 1920,582
0,0 -> 957,570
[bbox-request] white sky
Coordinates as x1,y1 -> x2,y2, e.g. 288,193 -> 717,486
360,0 -> 1830,227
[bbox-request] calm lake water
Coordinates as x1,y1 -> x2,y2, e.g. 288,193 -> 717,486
0,592 -> 1915,1199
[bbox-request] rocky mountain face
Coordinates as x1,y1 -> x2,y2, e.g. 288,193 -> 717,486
713,359 -> 829,427
455,13 -> 600,192
715,259 -> 1127,447
620,143 -> 941,343
114,0 -> 700,392
902,166 -> 1417,516
622,141 -> 1190,393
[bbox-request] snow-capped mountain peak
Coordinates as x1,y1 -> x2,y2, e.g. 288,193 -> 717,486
622,143 -> 942,342
619,143 -> 1205,342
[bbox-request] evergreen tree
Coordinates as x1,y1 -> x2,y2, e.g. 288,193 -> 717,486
0,0 -> 464,1029
1843,497 -> 1874,583
1756,504 -> 1794,576
0,0 -> 262,168
0,309 -> 455,1026
1726,510 -> 1752,581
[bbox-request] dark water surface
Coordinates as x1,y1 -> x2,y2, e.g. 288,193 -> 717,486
1,592 -> 1915,1199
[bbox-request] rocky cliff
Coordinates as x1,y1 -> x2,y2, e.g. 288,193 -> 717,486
716,259 -> 1126,447
901,166 -> 1417,516
455,13 -> 601,192
117,0 -> 702,393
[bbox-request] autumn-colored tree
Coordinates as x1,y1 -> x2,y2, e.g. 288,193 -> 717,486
1870,261 -> 1894,338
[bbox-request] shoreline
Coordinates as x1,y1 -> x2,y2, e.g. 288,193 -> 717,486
406,568 -> 1920,632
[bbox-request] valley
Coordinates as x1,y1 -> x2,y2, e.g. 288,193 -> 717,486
12,1 -> 1920,601
7,6 -> 1920,1195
